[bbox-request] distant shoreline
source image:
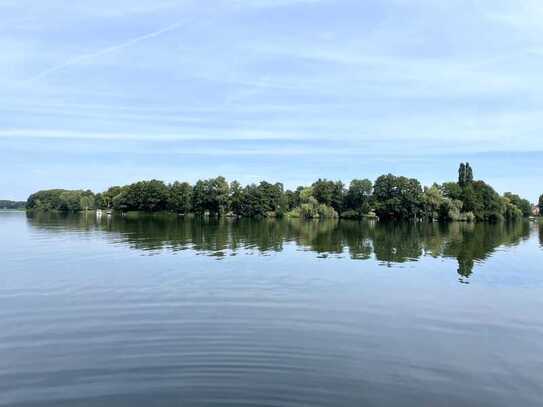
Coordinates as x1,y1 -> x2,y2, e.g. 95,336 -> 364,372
0,200 -> 26,211
23,163 -> 542,223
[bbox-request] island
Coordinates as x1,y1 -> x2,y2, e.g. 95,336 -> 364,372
25,163 -> 540,222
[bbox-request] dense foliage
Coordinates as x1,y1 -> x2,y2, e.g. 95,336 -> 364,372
503,193 -> 532,218
26,164 -> 534,222
111,180 -> 170,212
0,200 -> 26,209
26,189 -> 95,212
373,174 -> 423,220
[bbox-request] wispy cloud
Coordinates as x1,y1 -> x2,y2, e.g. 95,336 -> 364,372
25,20 -> 189,83
0,128 -> 317,141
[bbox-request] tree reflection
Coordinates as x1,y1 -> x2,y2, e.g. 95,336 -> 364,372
27,212 -> 533,280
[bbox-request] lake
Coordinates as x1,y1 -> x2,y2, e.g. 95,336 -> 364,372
1,211 -> 543,406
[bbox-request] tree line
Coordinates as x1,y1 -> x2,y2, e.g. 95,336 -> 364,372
26,163 -> 538,222
0,200 -> 26,210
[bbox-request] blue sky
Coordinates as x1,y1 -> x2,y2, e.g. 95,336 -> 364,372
1,0 -> 542,201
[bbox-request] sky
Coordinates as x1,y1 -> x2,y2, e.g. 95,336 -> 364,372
1,0 -> 542,201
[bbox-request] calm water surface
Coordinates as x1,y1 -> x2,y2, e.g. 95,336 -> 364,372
1,211 -> 543,406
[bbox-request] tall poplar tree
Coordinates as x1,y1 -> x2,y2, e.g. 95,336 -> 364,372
465,163 -> 474,184
458,163 -> 466,187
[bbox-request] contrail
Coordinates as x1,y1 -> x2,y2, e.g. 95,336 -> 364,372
26,20 -> 187,83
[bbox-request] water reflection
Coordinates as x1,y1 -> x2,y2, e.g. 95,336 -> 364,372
27,212 -> 532,281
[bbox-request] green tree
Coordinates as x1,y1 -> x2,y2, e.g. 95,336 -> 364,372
27,189 -> 67,211
464,181 -> 504,222
112,192 -> 128,211
458,163 -> 467,187
458,162 -> 473,187
192,177 -> 230,216
59,191 -> 82,211
258,181 -> 284,214
240,184 -> 267,218
311,179 -> 345,214
99,186 -> 124,209
26,189 -> 97,212
441,182 -> 463,201
94,193 -> 103,209
80,195 -> 95,211
538,194 -> 543,215
344,179 -> 372,214
439,198 -> 465,221
209,176 -> 230,216
373,174 -> 423,220
229,181 -> 244,216
285,187 -> 303,211
114,180 -> 170,211
502,196 -> 523,220
466,163 -> 474,184
422,184 -> 444,220
168,182 -> 192,214
236,182 -> 287,218
191,180 -> 208,215
503,192 -> 531,218
288,186 -> 338,219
